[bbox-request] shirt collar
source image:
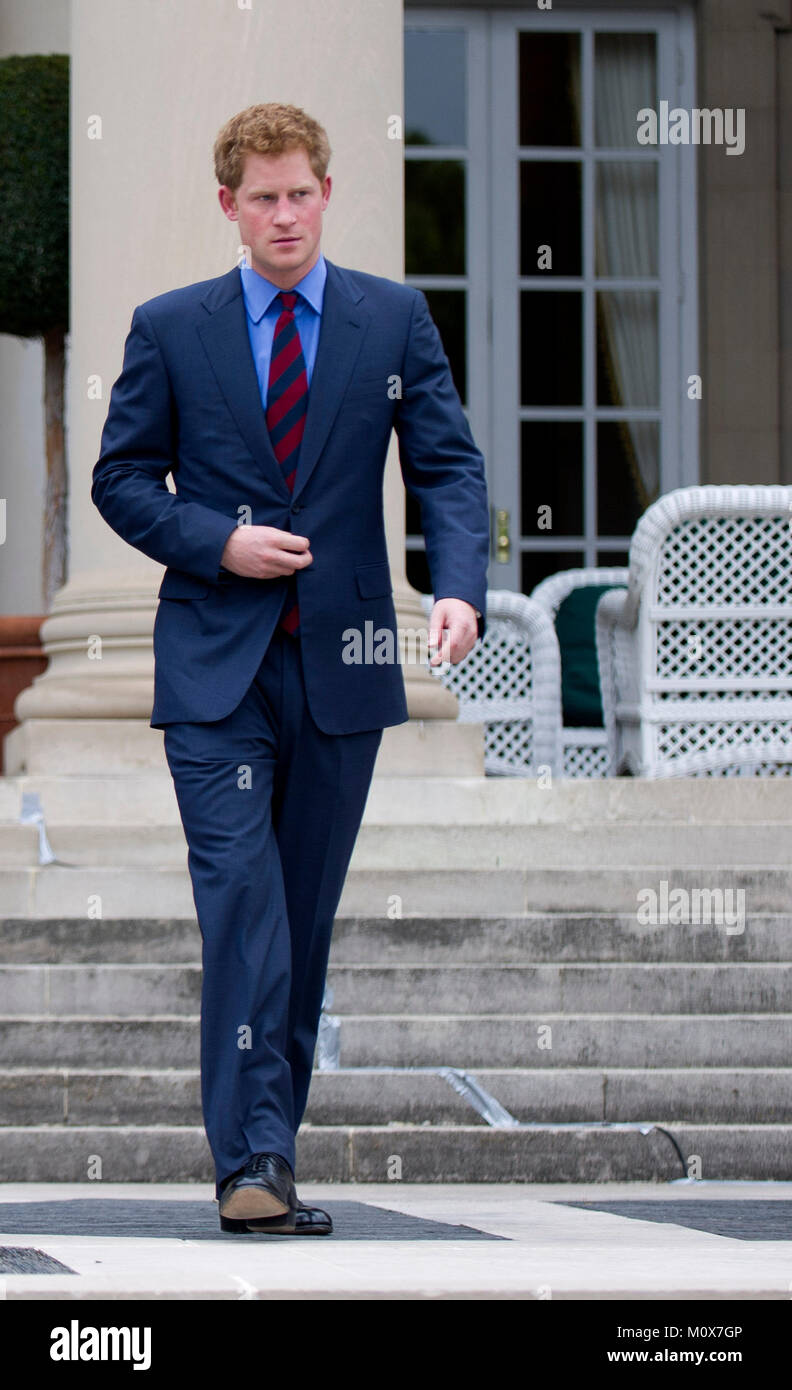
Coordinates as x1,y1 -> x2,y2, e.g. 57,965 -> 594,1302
240,253 -> 326,324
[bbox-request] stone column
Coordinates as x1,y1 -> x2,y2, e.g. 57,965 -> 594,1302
7,0 -> 481,776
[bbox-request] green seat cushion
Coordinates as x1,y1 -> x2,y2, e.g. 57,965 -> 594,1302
555,583 -> 626,728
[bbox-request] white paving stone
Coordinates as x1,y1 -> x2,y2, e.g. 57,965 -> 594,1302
1,1182 -> 791,1299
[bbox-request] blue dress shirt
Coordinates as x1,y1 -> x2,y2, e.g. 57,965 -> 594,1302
240,253 -> 326,409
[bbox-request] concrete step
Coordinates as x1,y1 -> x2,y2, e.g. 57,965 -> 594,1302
306,1067 -> 792,1126
5,772 -> 792,825
350,823 -> 792,869
362,776 -> 792,827
2,962 -> 792,1015
340,867 -> 782,917
328,963 -> 792,1014
2,1013 -> 790,1068
0,965 -> 201,1015
6,819 -> 792,868
331,915 -> 792,964
3,915 -> 791,964
0,864 -> 787,917
335,1015 -> 792,1069
2,1066 -> 792,1125
0,824 -> 188,867
0,1121 -> 789,1181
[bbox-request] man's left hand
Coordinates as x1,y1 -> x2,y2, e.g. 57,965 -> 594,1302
427,598 -> 480,666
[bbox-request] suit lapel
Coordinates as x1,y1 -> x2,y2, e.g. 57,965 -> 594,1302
196,260 -> 369,503
197,268 -> 289,499
291,259 -> 368,501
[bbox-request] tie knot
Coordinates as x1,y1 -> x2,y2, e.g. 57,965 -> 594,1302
278,291 -> 298,313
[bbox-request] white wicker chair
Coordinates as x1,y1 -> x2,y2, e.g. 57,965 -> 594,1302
531,568 -> 629,778
595,485 -> 792,777
419,590 -> 563,776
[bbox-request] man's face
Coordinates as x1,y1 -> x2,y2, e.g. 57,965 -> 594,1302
218,147 -> 331,288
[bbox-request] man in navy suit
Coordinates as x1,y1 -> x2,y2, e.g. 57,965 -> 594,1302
92,103 -> 489,1235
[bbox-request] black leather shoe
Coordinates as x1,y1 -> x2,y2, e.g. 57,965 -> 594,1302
218,1152 -> 296,1222
219,1200 -> 332,1236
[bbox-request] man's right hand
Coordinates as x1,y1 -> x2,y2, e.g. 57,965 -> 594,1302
220,524 -> 313,579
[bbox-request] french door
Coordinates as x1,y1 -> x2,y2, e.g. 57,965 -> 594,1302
404,6 -> 698,595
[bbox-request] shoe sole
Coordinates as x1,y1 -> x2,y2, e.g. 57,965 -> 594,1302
219,1214 -> 332,1236
219,1187 -> 290,1220
248,1213 -> 332,1236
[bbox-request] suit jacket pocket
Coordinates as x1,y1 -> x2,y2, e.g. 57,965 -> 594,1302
158,569 -> 212,600
355,561 -> 393,598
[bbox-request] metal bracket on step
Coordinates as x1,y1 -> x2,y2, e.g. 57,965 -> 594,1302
19,791 -> 60,866
434,1067 -> 521,1127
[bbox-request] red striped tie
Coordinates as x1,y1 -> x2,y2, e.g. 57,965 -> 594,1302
266,290 -> 308,636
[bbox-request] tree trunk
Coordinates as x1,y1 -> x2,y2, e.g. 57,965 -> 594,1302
42,326 -> 67,609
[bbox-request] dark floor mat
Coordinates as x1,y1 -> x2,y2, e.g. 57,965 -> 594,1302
556,1200 -> 792,1241
0,1246 -> 77,1273
0,1199 -> 507,1242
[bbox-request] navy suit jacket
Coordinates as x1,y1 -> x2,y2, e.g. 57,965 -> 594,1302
91,258 -> 490,735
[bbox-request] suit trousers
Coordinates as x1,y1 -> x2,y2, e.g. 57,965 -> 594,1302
162,625 -> 383,1199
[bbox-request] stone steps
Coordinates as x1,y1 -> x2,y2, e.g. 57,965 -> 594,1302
0,961 -> 791,1014
1,765 -> 790,1181
0,1122 -> 790,1183
4,773 -> 792,823
4,820 -> 792,868
0,864 -> 788,918
1,914 -> 790,962
2,1066 -> 792,1124
332,1015 -> 792,1069
1,1013 -> 790,1068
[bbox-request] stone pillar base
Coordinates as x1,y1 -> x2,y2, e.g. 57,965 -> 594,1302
376,720 -> 484,776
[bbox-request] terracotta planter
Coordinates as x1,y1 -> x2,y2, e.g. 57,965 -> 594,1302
0,616 -> 48,773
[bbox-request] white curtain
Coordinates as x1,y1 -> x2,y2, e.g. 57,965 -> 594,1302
590,34 -> 659,505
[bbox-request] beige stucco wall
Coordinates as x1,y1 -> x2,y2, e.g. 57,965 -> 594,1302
0,335 -> 46,615
696,0 -> 792,484
0,0 -> 67,51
